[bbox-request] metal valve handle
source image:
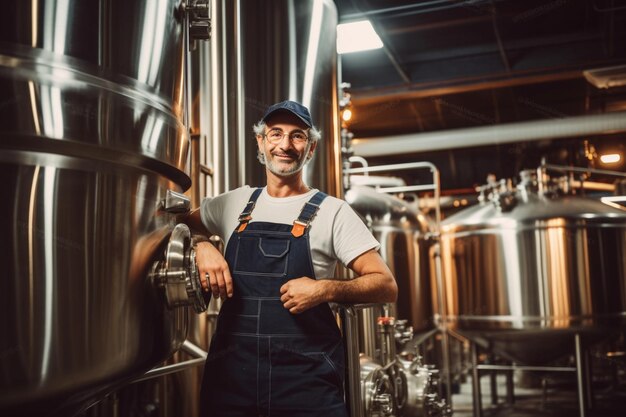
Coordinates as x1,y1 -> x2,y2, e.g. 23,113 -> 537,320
151,223 -> 209,313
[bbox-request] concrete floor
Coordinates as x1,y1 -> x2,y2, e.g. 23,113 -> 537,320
450,372 -> 626,417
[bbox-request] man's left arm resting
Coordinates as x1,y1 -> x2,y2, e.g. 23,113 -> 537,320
280,249 -> 397,314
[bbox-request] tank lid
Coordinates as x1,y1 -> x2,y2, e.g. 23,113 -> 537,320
443,175 -> 626,231
346,185 -> 431,231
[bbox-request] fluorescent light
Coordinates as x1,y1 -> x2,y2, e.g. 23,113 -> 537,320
600,153 -> 622,164
337,20 -> 383,54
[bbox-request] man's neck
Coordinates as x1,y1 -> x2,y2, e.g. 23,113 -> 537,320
265,171 -> 310,197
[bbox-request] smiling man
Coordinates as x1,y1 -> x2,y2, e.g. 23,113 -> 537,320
180,100 -> 397,417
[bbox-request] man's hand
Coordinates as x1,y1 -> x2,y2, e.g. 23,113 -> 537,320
195,242 -> 233,299
279,277 -> 328,314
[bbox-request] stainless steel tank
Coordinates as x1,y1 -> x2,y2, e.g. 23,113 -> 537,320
202,0 -> 341,195
345,185 -> 436,358
440,170 -> 626,364
0,1 -> 194,414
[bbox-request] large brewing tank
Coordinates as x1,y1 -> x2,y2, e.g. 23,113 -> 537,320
440,170 -> 626,364
345,185 -> 435,357
0,1 -> 197,415
203,0 -> 341,195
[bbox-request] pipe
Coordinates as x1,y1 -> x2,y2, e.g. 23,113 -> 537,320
340,305 -> 364,417
345,160 -> 441,228
477,364 -> 576,372
351,111 -> 626,156
130,341 -> 208,384
348,156 -> 370,174
575,334 -> 588,417
471,342 -> 483,417
542,163 -> 626,178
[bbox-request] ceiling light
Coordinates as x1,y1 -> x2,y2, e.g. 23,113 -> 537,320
599,153 -> 622,164
337,20 -> 383,54
584,65 -> 626,89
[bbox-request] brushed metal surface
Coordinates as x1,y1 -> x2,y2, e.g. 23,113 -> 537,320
346,186 -> 436,360
440,191 -> 626,364
204,0 -> 341,195
0,0 -> 191,414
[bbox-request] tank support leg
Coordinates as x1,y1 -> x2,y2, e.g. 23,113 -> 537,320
488,355 -> 498,405
505,368 -> 515,405
575,333 -> 589,417
584,349 -> 594,410
471,342 -> 483,417
340,306 -> 364,417
441,329 -> 453,406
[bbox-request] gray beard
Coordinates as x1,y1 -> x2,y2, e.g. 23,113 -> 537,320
262,143 -> 312,177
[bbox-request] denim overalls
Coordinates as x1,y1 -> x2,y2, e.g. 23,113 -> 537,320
200,189 -> 348,417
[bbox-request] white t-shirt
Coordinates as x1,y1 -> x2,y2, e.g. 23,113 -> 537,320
200,186 -> 380,279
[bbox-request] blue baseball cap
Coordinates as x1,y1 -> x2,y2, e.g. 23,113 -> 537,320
262,100 -> 313,128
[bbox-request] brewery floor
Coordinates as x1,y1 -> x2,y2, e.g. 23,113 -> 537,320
450,372 -> 626,417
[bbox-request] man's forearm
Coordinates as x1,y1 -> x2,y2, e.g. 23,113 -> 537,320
320,273 -> 397,305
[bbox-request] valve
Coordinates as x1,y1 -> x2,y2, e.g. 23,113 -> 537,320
158,189 -> 191,214
361,356 -> 397,417
394,319 -> 414,346
183,0 -> 211,41
151,223 -> 209,313
373,393 -> 393,416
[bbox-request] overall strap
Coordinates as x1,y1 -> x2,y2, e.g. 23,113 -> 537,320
236,188 -> 263,233
291,191 -> 328,237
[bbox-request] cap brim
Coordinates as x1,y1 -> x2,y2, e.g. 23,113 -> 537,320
263,109 -> 312,127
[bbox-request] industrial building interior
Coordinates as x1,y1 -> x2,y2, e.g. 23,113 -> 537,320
337,0 -> 626,194
1,1 -> 626,417
335,1 -> 626,416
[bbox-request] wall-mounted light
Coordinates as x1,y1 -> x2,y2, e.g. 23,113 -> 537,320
337,20 -> 383,54
339,83 -> 353,127
599,153 -> 622,164
341,108 -> 353,123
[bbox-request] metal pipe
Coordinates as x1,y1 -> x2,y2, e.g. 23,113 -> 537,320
181,340 -> 209,359
132,358 -> 207,383
351,111 -> 626,156
471,342 -> 483,417
542,163 -> 626,178
505,370 -> 514,405
190,134 -> 201,208
375,184 -> 436,193
345,161 -> 437,174
130,341 -> 208,384
340,306 -> 364,417
432,243 -> 451,405
348,156 -> 370,174
488,356 -> 498,406
477,364 -> 577,372
234,0 -> 246,187
200,163 -> 213,176
344,160 -> 441,229
575,334 -> 588,417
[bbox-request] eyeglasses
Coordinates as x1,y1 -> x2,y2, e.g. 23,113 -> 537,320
263,128 -> 309,144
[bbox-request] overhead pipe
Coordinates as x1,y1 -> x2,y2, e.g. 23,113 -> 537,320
351,111 -> 626,157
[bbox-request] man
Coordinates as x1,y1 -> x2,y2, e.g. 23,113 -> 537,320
182,100 -> 397,417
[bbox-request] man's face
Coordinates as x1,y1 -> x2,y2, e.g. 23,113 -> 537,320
257,113 -> 317,177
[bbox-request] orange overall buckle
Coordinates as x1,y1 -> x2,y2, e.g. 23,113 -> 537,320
291,220 -> 307,237
237,216 -> 251,233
